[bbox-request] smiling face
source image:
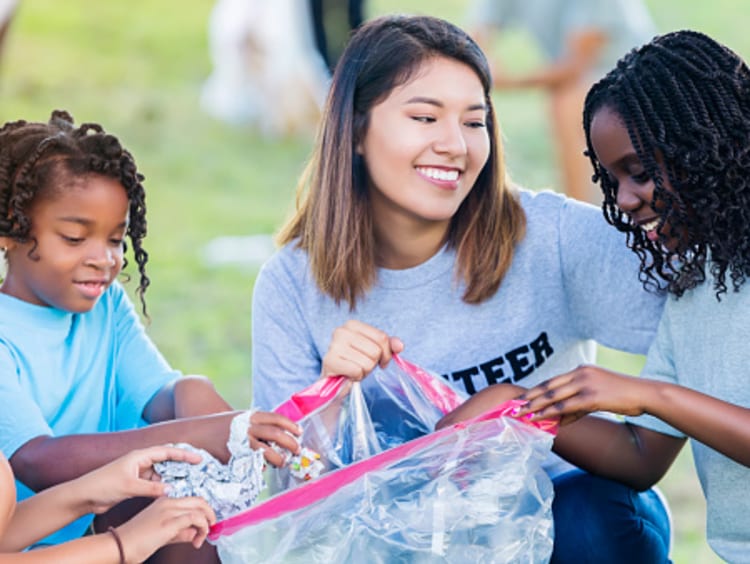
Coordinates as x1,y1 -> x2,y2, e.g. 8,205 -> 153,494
589,105 -> 685,252
359,56 -> 490,237
0,174 -> 129,312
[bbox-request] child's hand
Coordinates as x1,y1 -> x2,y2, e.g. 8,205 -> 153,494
321,320 -> 404,381
516,365 -> 648,425
113,496 -> 216,562
76,445 -> 204,514
435,383 -> 525,430
247,411 -> 302,467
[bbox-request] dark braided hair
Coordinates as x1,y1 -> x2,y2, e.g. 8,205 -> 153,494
583,30 -> 750,299
0,110 -> 151,312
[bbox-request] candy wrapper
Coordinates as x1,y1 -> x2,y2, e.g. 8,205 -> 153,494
154,410 -> 266,521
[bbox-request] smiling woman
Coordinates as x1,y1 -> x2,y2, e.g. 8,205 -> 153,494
250,14 -> 672,563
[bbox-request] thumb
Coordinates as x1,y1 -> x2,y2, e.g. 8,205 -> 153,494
389,337 -> 404,354
134,479 -> 169,498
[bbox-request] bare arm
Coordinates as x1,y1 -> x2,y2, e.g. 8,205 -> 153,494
10,413 -> 237,492
10,411 -> 300,492
435,378 -> 685,490
519,364 -> 750,468
474,27 -> 606,91
0,533 -> 123,564
0,497 -> 216,563
144,375 -> 234,422
3,446 -> 203,551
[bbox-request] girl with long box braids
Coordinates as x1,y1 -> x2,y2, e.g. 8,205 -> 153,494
484,30 -> 750,561
0,111 -> 300,563
251,15 -> 673,563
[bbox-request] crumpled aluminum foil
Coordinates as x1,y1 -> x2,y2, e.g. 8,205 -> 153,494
154,410 -> 265,521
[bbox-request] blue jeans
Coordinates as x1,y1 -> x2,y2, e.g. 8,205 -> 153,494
551,470 -> 672,564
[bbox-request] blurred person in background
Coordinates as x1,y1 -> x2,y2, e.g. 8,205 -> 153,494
0,0 -> 16,66
467,0 -> 655,203
200,0 -> 330,137
309,0 -> 366,73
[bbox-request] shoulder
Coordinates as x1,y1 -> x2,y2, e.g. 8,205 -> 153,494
519,188 -> 601,232
256,242 -> 312,286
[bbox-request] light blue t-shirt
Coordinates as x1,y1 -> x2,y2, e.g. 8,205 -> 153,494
0,282 -> 181,545
251,189 -> 666,476
627,278 -> 750,562
468,0 -> 656,77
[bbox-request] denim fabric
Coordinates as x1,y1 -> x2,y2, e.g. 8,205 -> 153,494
551,470 -> 671,564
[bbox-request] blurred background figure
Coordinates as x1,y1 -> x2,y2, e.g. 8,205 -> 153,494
200,0 -> 330,137
0,0 -> 16,66
309,0 -> 366,73
467,0 -> 655,203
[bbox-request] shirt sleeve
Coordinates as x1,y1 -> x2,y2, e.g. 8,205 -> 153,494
626,303 -> 685,437
110,284 -> 181,429
558,196 -> 666,354
251,254 -> 324,411
0,342 -> 53,458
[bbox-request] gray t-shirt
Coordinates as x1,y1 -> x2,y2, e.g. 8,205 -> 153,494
251,190 -> 665,475
627,278 -> 750,562
467,0 -> 656,76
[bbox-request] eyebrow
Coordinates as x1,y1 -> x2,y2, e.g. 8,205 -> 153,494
57,217 -> 128,229
405,96 -> 486,112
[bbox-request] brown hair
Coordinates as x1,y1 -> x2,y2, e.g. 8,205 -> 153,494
279,15 -> 526,309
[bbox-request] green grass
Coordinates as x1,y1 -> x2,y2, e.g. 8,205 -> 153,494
0,1 -> 740,561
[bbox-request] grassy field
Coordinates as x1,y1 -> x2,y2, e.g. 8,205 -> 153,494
1,1 -> 741,561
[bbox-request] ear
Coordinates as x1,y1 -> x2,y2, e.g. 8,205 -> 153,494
0,236 -> 16,253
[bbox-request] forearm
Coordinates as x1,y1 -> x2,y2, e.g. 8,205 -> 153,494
11,413 -> 238,491
551,416 -> 683,490
2,478 -> 91,551
0,532 -> 120,563
642,380 -> 750,466
144,376 -> 233,422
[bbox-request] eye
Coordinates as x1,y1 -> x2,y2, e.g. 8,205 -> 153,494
411,115 -> 435,124
631,171 -> 651,184
61,235 -> 84,244
109,238 -> 124,246
464,119 -> 487,129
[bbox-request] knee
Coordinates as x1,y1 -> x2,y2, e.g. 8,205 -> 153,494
551,471 -> 671,564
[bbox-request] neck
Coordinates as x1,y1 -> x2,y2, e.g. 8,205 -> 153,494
374,217 -> 449,269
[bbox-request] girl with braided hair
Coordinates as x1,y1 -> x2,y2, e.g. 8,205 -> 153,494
497,30 -> 750,560
0,111 -> 300,562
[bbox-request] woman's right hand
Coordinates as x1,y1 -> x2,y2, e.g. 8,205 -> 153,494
321,320 -> 404,381
113,496 -> 217,562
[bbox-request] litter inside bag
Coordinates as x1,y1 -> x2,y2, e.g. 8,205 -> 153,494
211,398 -> 558,563
268,355 -> 468,492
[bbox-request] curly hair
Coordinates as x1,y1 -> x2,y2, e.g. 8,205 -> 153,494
0,110 -> 150,312
583,30 -> 750,299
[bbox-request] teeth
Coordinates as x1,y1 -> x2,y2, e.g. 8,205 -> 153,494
417,167 -> 459,181
640,218 -> 660,232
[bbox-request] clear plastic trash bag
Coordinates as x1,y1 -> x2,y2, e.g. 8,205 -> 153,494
210,355 -> 557,562
267,355 -> 468,492
211,405 -> 555,563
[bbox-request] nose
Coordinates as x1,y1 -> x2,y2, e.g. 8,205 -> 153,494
433,120 -> 467,157
615,179 -> 646,214
85,243 -> 117,269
